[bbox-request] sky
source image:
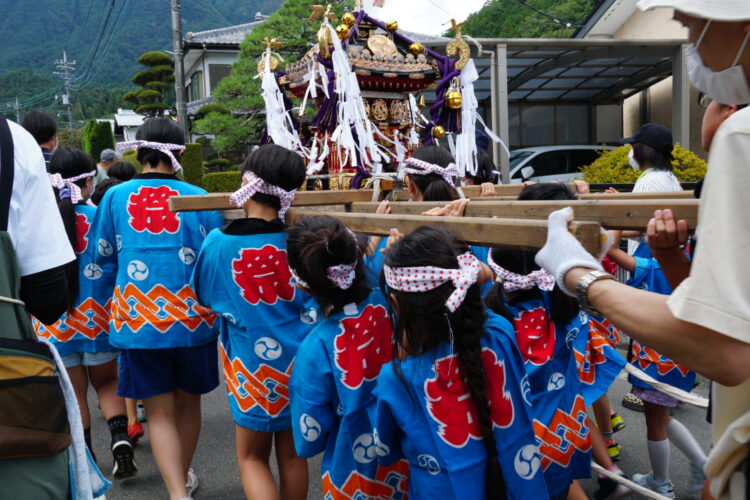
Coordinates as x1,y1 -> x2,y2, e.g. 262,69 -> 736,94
363,0 -> 488,36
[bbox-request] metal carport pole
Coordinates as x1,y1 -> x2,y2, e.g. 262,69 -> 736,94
672,43 -> 690,150
496,43 -> 511,184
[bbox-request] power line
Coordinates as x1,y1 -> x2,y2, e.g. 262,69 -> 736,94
506,0 -> 585,29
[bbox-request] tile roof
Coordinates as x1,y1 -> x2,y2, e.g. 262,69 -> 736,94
184,21 -> 264,46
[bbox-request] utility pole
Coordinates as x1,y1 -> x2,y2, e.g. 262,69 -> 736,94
171,0 -> 189,141
6,98 -> 21,122
54,51 -> 76,132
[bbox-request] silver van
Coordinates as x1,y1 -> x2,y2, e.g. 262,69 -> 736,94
508,145 -> 616,184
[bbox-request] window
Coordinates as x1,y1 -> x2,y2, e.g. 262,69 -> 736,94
509,103 -> 591,148
555,105 -> 589,144
526,150 -> 568,177
189,71 -> 204,102
209,64 -> 232,93
568,149 -> 601,173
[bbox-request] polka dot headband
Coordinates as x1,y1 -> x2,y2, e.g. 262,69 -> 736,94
401,157 -> 458,189
48,171 -> 96,205
117,140 -> 185,172
384,252 -> 481,312
229,171 -> 297,221
486,250 -> 555,292
290,261 -> 357,290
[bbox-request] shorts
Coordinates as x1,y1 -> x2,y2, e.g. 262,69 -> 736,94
117,340 -> 219,400
61,350 -> 119,369
632,386 -> 679,408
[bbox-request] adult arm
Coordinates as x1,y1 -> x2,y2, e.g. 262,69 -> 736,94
20,265 -> 68,325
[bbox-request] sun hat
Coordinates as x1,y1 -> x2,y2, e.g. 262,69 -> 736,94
638,0 -> 750,21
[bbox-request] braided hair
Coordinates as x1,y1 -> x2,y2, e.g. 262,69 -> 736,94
383,226 -> 507,500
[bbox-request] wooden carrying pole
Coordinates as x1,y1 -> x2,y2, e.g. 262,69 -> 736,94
348,199 -> 699,231
285,209 -> 603,254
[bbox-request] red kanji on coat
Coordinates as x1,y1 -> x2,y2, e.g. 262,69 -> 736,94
232,245 -> 295,305
127,186 -> 181,234
334,305 -> 393,389
76,212 -> 90,254
513,307 -> 556,366
425,348 -> 515,448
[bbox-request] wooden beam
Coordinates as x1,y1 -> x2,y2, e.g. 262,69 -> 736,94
392,189 -> 695,201
168,190 -> 377,212
286,209 -> 602,254
348,199 -> 699,231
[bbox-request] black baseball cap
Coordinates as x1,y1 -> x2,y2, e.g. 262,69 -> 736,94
619,123 -> 673,158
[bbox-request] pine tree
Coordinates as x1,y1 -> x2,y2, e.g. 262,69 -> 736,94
124,51 -> 175,117
192,0 -> 354,155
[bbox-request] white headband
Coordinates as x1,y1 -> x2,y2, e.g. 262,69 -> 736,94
229,171 -> 297,221
117,140 -> 185,172
48,171 -> 96,204
486,251 -> 555,293
383,252 -> 481,312
291,261 -> 357,290
401,157 -> 458,189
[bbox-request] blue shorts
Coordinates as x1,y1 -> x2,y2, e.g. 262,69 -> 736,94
117,340 -> 219,399
62,350 -> 119,368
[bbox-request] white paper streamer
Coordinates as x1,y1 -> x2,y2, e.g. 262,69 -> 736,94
260,48 -> 305,154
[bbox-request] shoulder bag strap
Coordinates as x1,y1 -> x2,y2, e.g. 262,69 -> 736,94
0,115 -> 14,232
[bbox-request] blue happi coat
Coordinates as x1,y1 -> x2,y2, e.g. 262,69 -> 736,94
33,204 -> 113,356
191,219 -> 316,431
572,312 -> 627,406
290,289 -> 408,499
504,293 -> 592,496
375,312 -> 548,500
626,242 -> 696,393
88,175 -> 223,349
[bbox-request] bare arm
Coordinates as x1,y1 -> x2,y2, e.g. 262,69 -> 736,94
646,209 -> 692,289
607,246 -> 635,273
564,266 -> 750,386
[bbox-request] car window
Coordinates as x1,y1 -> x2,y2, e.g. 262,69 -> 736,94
526,150 -> 568,177
568,149 -> 601,173
509,151 -> 533,170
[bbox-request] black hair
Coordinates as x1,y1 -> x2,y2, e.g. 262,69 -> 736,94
633,142 -> 672,171
382,226 -> 506,500
48,148 -> 97,311
465,149 -> 498,185
107,161 -> 137,182
286,215 -> 371,315
485,183 -> 579,325
135,117 -> 184,169
20,109 -> 57,145
408,146 -> 457,201
239,144 -> 306,211
90,178 -> 123,206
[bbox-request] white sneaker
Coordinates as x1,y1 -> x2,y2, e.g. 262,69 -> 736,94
186,468 -> 199,496
688,463 -> 707,493
632,472 -> 675,498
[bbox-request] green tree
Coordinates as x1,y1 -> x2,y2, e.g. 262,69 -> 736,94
124,51 -> 175,117
81,119 -> 115,160
192,0 -> 353,155
463,0 -> 596,39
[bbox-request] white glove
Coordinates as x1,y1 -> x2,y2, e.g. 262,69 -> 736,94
534,207 -> 609,296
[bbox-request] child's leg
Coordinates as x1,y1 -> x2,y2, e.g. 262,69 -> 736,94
88,359 -> 126,420
67,363 -> 94,458
235,426 -> 279,500
593,395 -> 614,435
174,389 -> 202,476
126,398 -> 138,426
666,417 -> 706,467
566,480 -> 587,500
643,401 -> 671,483
144,391 -> 188,499
274,429 -> 308,500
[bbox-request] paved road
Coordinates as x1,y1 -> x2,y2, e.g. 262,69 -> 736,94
90,363 -> 712,499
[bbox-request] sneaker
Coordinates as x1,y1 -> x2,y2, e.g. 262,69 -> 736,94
186,468 -> 199,496
605,439 -> 621,462
112,440 -> 137,479
621,392 -> 645,413
688,463 -> 707,493
127,421 -> 144,446
594,475 -> 630,500
136,402 -> 147,422
610,412 -> 626,432
632,472 -> 675,498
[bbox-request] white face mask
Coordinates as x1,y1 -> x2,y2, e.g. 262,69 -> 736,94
687,21 -> 750,105
628,148 -> 640,170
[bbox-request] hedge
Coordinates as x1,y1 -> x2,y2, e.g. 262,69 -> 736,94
202,172 -> 242,193
204,157 -> 233,173
181,143 -> 203,186
81,120 -> 115,161
582,144 -> 707,184
121,150 -> 142,172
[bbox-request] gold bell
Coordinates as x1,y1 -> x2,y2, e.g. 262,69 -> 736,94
341,12 -> 357,27
409,42 -> 424,55
432,125 -> 446,139
336,24 -> 350,40
446,89 -> 462,110
385,20 -> 399,32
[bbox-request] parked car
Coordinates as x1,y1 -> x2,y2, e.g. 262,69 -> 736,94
508,145 -> 616,184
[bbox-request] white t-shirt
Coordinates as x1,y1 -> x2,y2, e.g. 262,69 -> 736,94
4,121 -> 74,276
667,106 -> 750,444
628,168 -> 683,255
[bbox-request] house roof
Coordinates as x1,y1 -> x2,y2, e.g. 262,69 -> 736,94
114,109 -> 145,127
573,0 -> 639,39
184,20 -> 265,47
